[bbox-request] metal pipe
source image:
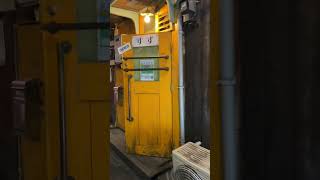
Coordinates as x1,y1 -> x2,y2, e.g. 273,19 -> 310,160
166,0 -> 176,23
178,15 -> 186,145
57,41 -> 72,180
42,22 -> 109,34
123,67 -> 169,72
123,55 -> 169,60
219,0 -> 238,179
127,75 -> 133,121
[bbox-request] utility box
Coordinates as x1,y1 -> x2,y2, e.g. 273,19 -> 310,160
180,0 -> 197,15
11,79 -> 42,139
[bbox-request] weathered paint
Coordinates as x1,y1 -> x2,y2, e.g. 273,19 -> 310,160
122,32 -> 175,157
115,66 -> 126,130
18,0 -> 110,179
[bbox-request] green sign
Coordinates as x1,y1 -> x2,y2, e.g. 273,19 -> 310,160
140,59 -> 155,81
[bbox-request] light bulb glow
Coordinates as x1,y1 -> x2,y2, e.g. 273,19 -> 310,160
144,15 -> 151,23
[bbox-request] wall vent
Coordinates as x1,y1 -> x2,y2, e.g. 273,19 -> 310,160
156,9 -> 174,32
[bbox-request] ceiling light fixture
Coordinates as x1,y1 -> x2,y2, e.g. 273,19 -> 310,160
141,7 -> 154,24
144,14 -> 151,23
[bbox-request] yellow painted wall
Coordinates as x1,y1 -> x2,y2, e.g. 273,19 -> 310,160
39,0 -> 76,23
113,17 -> 135,131
171,22 -> 181,150
121,33 -> 174,157
115,4 -> 180,151
18,26 -> 110,180
18,0 -> 110,179
139,15 -> 145,34
155,4 -> 180,150
138,14 -> 156,34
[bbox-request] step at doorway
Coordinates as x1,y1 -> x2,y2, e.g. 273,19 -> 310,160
110,128 -> 174,179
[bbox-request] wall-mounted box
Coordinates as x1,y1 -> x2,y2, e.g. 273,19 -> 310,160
11,79 -> 42,140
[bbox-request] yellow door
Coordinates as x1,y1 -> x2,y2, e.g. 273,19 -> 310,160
122,32 -> 173,157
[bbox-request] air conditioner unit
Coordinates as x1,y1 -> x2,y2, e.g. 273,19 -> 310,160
173,142 -> 210,180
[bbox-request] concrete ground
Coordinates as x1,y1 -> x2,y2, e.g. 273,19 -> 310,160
110,148 -> 174,180
110,148 -> 143,180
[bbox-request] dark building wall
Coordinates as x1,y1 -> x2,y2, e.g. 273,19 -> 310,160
239,0 -> 320,179
0,12 -> 18,180
294,0 -> 320,179
184,0 -> 211,149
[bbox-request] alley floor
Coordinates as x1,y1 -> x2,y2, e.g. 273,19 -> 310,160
110,148 -> 144,180
110,148 -> 174,180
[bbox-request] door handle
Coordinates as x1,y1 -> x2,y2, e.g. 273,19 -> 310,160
127,74 -> 133,121
57,41 -> 74,180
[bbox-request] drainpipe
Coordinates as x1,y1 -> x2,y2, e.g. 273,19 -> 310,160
168,0 -> 186,145
166,0 -> 176,23
167,0 -> 185,145
219,0 -> 239,179
178,15 -> 185,145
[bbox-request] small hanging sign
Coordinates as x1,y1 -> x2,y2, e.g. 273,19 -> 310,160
117,43 -> 132,55
132,34 -> 159,48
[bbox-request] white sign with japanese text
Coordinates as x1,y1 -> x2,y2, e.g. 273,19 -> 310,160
132,34 -> 159,48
